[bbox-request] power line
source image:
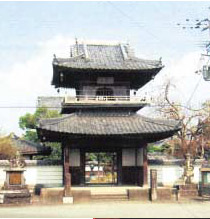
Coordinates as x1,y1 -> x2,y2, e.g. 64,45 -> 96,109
106,1 -> 160,41
187,75 -> 205,107
0,103 -> 208,112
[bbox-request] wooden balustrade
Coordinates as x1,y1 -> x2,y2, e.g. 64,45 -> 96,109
63,95 -> 148,104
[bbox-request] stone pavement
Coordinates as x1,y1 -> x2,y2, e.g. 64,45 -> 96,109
0,201 -> 210,218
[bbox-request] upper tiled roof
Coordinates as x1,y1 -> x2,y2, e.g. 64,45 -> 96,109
12,135 -> 52,156
37,112 -> 180,140
53,43 -> 162,71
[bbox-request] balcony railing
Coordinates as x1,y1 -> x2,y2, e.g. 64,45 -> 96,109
63,95 -> 148,105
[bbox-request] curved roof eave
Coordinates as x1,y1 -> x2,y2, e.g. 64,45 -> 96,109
37,113 -> 181,141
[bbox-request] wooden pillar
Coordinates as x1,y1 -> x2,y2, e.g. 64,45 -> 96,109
143,146 -> 148,186
63,144 -> 72,197
80,149 -> 85,186
62,145 -> 64,186
117,148 -> 122,185
135,147 -> 138,186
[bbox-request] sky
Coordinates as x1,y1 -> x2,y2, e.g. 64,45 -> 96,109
0,1 -> 210,135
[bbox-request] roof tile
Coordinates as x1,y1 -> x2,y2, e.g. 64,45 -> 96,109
12,135 -> 52,156
54,44 -> 162,71
38,112 -> 180,136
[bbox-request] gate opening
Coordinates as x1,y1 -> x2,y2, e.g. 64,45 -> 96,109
85,152 -> 117,184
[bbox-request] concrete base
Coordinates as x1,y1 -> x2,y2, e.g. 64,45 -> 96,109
178,184 -> 198,199
0,190 -> 31,204
63,196 -> 73,204
128,189 -> 149,201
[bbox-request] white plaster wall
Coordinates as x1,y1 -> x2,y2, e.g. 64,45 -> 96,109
193,166 -> 200,184
0,168 -> 6,186
24,166 -> 38,185
148,165 -> 201,186
33,166 -> 62,185
0,162 -> 202,187
0,165 -> 63,187
162,166 -> 183,186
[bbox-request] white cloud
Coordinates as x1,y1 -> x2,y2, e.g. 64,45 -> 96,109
0,35 -> 75,135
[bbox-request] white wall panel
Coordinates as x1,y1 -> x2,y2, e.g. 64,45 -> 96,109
137,148 -> 143,166
69,149 -> 80,167
122,148 -> 135,166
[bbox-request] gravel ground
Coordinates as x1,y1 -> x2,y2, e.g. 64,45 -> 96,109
0,201 -> 210,218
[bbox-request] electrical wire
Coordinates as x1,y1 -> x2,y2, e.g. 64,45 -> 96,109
186,68 -> 208,107
0,103 -> 208,112
106,1 -> 160,41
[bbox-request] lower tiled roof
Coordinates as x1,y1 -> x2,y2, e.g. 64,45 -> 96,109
38,112 -> 180,136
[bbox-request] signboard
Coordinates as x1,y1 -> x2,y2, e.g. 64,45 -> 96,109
9,172 -> 21,185
97,77 -> 114,84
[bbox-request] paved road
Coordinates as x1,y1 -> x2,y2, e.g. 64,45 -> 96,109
0,201 -> 210,218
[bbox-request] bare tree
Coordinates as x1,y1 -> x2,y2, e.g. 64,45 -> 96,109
156,82 -> 209,159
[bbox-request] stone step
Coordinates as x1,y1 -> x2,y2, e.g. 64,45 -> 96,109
90,189 -> 127,195
91,194 -> 128,201
92,194 -> 128,197
91,191 -> 127,195
91,199 -> 128,202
